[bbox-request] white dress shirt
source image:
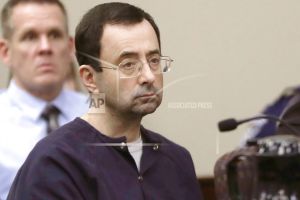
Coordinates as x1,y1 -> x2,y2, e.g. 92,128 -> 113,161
0,81 -> 88,199
127,135 -> 143,171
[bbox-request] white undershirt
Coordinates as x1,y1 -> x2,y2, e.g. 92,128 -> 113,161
127,135 -> 143,171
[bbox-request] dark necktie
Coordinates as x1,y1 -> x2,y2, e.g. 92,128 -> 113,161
41,104 -> 60,134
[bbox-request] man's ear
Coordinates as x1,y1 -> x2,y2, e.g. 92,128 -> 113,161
68,36 -> 75,56
79,65 -> 99,93
0,38 -> 10,66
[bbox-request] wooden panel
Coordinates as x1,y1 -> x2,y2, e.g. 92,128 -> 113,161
198,176 -> 216,200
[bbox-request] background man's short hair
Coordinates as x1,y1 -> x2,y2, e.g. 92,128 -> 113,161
1,0 -> 68,39
75,2 -> 161,72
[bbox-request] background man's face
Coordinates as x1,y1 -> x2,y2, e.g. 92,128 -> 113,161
96,20 -> 163,117
5,3 -> 73,93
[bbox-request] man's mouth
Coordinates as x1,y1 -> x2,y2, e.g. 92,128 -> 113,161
135,93 -> 158,102
139,93 -> 156,98
37,63 -> 55,71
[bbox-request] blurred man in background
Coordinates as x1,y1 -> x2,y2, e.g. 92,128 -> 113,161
0,0 -> 87,198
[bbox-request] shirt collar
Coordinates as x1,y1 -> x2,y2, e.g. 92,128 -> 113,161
76,118 -> 162,145
51,88 -> 79,120
72,118 -> 164,157
8,80 -> 46,121
140,126 -> 163,144
7,80 -> 70,121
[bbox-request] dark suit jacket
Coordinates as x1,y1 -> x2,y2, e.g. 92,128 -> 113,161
8,118 -> 203,200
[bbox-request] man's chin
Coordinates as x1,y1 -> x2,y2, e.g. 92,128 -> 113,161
35,76 -> 62,87
132,103 -> 160,116
31,78 -> 63,93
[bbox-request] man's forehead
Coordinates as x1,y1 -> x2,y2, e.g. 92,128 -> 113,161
101,20 -> 159,55
10,3 -> 67,31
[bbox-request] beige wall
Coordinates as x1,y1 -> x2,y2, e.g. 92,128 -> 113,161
1,0 -> 300,176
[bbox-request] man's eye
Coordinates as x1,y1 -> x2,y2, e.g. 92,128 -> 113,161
22,32 -> 37,41
121,61 -> 137,70
149,57 -> 160,65
49,31 -> 62,39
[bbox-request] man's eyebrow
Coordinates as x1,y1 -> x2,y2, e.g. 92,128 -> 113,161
19,26 -> 64,35
119,51 -> 138,58
119,49 -> 161,58
146,49 -> 161,56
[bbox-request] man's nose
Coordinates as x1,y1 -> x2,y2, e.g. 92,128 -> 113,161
138,62 -> 156,85
38,36 -> 52,54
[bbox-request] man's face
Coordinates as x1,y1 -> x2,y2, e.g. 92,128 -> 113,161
3,3 -> 73,93
96,20 -> 163,117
